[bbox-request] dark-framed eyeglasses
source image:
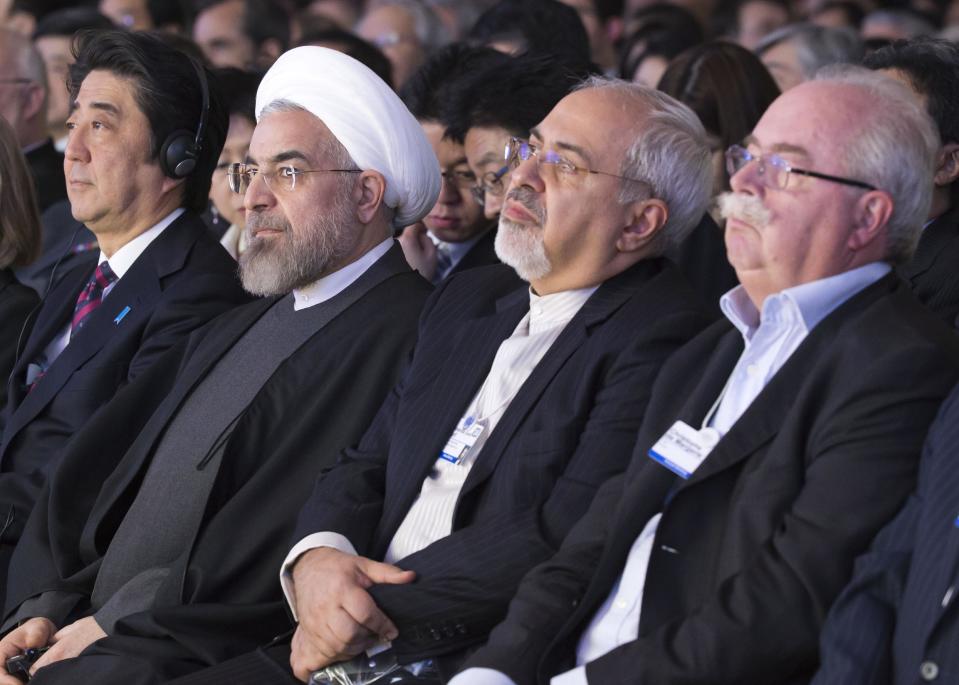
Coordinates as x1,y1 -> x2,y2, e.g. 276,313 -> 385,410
469,165 -> 510,205
440,168 -> 478,192
227,162 -> 360,194
725,144 -> 877,191
505,137 -> 646,184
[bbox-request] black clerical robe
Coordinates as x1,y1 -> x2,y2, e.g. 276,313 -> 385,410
6,245 -> 431,684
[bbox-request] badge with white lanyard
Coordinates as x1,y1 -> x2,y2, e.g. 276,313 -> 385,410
439,415 -> 485,465
648,378 -> 728,479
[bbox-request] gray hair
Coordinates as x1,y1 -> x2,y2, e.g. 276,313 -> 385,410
814,65 -> 940,264
574,76 -> 713,253
861,9 -> 936,39
755,23 -> 864,80
365,0 -> 451,52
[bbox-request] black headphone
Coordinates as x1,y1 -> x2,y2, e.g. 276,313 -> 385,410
159,58 -> 211,179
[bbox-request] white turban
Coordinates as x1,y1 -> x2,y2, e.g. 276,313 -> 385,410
255,46 -> 440,227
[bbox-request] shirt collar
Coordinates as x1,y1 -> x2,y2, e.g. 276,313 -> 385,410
429,230 -> 488,266
527,285 -> 598,335
720,261 -> 891,342
97,207 -> 184,279
293,238 -> 393,310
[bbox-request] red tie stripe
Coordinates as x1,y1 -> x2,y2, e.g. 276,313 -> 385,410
71,261 -> 117,336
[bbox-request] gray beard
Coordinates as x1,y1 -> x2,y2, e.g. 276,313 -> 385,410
495,216 -> 551,282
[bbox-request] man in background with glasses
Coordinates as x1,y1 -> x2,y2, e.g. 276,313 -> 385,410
0,27 -> 65,212
183,75 -> 720,685
451,67 -> 959,685
0,46 -> 438,685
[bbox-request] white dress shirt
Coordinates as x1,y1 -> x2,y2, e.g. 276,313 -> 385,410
34,208 -> 185,374
292,238 -> 392,311
280,284 -> 597,619
450,261 -> 891,685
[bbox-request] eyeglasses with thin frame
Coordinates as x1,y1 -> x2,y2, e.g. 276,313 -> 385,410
227,162 -> 360,195
725,144 -> 877,191
469,165 -> 510,205
505,137 -> 647,185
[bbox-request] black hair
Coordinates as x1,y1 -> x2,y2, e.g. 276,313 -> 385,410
443,52 -> 591,142
811,0 -> 865,28
863,37 -> 959,146
468,0 -> 593,69
296,27 -> 393,88
193,0 -> 291,51
212,66 -> 260,123
400,43 -> 512,122
711,0 -> 791,40
33,7 -> 115,38
147,0 -> 192,30
68,29 -> 229,213
618,5 -> 704,79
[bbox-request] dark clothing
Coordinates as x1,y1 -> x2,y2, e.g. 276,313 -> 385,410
898,203 -> 959,325
0,211 -> 249,585
813,381 -> 959,685
463,274 -> 959,685
446,228 -> 499,279
15,200 -> 98,296
24,140 -> 66,213
7,245 -> 432,684
0,270 -> 38,433
666,212 -> 738,316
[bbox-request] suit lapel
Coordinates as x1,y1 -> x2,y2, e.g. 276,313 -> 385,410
899,207 -> 959,283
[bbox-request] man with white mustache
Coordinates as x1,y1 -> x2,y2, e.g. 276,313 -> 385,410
450,66 -> 959,685
184,76 -> 715,685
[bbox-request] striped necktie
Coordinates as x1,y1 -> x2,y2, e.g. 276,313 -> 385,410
433,242 -> 453,284
71,261 -> 117,336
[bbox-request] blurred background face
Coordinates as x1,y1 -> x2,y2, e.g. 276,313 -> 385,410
356,5 -> 426,89
34,34 -> 72,141
421,121 -> 489,243
193,0 -> 256,68
464,125 -> 512,220
210,113 -> 255,229
736,0 -> 789,49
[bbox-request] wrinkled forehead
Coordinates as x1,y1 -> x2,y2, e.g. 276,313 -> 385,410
248,108 -> 338,164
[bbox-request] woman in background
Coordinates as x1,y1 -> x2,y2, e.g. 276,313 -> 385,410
0,116 -> 41,432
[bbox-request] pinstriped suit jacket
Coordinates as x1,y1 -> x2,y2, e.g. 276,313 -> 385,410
291,258 -> 710,664
814,382 -> 959,685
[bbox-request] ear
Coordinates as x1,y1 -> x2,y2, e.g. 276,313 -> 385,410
616,198 -> 668,253
160,175 -> 186,197
933,142 -> 959,188
847,190 -> 894,253
355,170 -> 387,224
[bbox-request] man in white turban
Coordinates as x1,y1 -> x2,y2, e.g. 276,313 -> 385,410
0,46 -> 439,685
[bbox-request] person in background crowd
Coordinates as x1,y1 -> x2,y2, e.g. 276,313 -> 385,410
810,0 -> 864,29
864,38 -> 959,324
557,0 -> 624,72
356,0 -> 449,90
450,66 -> 959,685
714,0 -> 792,49
0,27 -> 66,213
98,0 -> 152,30
398,44 -> 508,283
467,0 -> 592,66
442,53 -> 587,220
0,44 -> 439,685
755,23 -> 864,91
192,0 -> 290,70
207,67 -> 261,256
0,116 -> 41,434
617,4 -> 704,84
657,40 -> 780,311
32,7 -> 115,153
0,28 -> 249,594
296,25 -> 393,87
861,8 -> 937,42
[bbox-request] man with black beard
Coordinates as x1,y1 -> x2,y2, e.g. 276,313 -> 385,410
0,46 -> 440,685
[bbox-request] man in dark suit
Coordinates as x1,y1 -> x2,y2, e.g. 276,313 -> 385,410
811,381 -> 959,685
450,68 -> 959,685
865,38 -> 959,325
398,46 -> 508,284
175,76 -> 722,685
0,28 -> 67,213
0,29 -> 249,578
0,45 -> 440,685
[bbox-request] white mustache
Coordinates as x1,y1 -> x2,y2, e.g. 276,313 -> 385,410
717,192 -> 771,229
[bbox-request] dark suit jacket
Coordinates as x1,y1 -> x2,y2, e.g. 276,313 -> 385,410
5,246 -> 433,682
464,273 -> 959,685
812,381 -> 959,685
292,258 -> 710,665
446,228 -> 499,279
666,212 -> 738,317
0,211 -> 250,567
0,270 -> 38,433
25,140 -> 67,214
898,203 -> 959,325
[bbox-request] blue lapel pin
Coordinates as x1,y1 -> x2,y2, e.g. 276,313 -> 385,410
114,306 -> 131,325
954,513 -> 959,528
